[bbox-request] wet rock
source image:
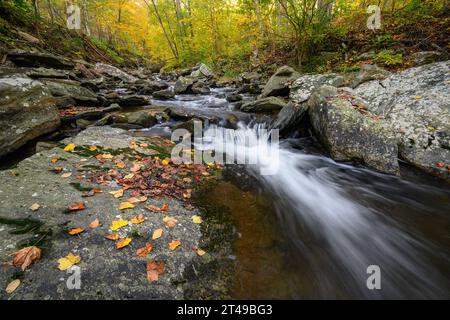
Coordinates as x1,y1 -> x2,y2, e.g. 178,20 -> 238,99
174,76 -> 195,94
240,97 -> 288,113
153,88 -> 175,100
102,103 -> 121,113
237,83 -> 262,95
239,72 -> 261,84
126,111 -> 157,128
226,93 -> 243,102
260,65 -> 301,98
7,50 -> 75,70
136,80 -> 169,95
191,81 -> 210,95
308,85 -> 399,175
410,51 -> 442,66
354,60 -> 450,177
289,73 -> 344,103
94,63 -> 138,83
42,79 -> 100,107
271,103 -> 308,133
0,75 -> 60,157
350,64 -> 390,88
76,118 -> 93,129
172,119 -> 201,134
54,96 -> 76,109
35,141 -> 58,152
118,95 -> 149,108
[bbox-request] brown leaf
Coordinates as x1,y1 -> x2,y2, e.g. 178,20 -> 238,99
10,246 -> 41,271
136,243 -> 153,257
146,260 -> 165,282
68,202 -> 85,211
163,216 -> 177,228
131,214 -> 145,224
152,228 -> 163,240
30,203 -> 40,212
6,279 -> 21,294
116,237 -> 132,249
105,233 -> 119,240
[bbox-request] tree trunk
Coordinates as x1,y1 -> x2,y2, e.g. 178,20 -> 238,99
254,0 -> 265,36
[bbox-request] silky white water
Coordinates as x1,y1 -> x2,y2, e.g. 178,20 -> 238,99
199,123 -> 449,299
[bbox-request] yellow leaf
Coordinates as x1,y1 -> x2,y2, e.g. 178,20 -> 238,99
110,218 -> 129,231
152,228 -> 163,240
64,143 -> 76,152
116,237 -> 132,249
131,214 -> 145,224
192,215 -> 203,224
89,145 -> 97,151
196,248 -> 206,256
102,153 -> 114,159
6,279 -> 21,294
57,253 -> 80,271
415,95 -> 423,100
116,162 -> 126,169
161,159 -> 170,166
109,189 -> 124,198
119,202 -> 135,210
124,173 -> 135,179
168,240 -> 181,251
61,172 -> 72,178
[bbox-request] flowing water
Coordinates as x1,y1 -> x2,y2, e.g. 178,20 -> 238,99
151,90 -> 449,300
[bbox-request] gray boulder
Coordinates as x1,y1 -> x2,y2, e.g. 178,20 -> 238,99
118,95 -> 149,107
271,103 -> 308,133
241,96 -> 288,113
289,73 -> 344,103
7,50 -> 74,70
261,65 -> 301,97
94,63 -> 138,83
190,63 -> 214,78
0,76 -> 60,157
174,76 -> 195,94
308,85 -> 399,175
42,79 -> 100,106
350,64 -> 390,88
355,60 -> 450,177
153,88 -> 175,100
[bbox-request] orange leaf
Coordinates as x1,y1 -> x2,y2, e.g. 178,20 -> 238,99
68,228 -> 85,235
68,202 -> 85,211
131,214 -> 145,224
105,233 -> 119,241
116,237 -> 132,249
168,240 -> 181,251
10,246 -> 41,271
50,158 -> 58,164
136,243 -> 153,257
152,228 -> 163,240
89,218 -> 100,229
146,260 -> 165,282
163,216 -> 177,228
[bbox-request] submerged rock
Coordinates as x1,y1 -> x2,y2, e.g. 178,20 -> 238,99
308,85 -> 399,175
0,76 -> 60,157
260,65 -> 300,98
240,96 -> 288,113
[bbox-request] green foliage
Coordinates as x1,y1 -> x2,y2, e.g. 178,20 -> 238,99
374,50 -> 404,66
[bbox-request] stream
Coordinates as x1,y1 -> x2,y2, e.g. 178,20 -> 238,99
144,89 -> 450,299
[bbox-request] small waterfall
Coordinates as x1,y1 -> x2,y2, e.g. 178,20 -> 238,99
199,122 -> 449,299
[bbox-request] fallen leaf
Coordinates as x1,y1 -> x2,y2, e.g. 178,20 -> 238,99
116,162 -> 126,169
119,202 -> 135,210
64,143 -> 76,152
136,243 -> 153,257
101,153 -> 114,159
160,203 -> 169,212
168,240 -> 181,251
131,214 -> 145,224
130,163 -> 142,172
68,228 -> 85,235
152,228 -> 163,240
436,162 -> 445,168
196,248 -> 206,256
163,216 -> 177,228
110,218 -> 129,231
50,158 -> 58,164
127,196 -> 147,204
57,253 -> 81,271
53,166 -> 63,173
146,260 -> 165,282
89,218 -> 100,229
89,145 -> 97,151
105,233 -> 119,240
145,203 -> 169,213
124,173 -> 135,179
5,279 -> 21,294
30,203 -> 40,211
116,237 -> 132,249
109,189 -> 124,198
10,246 -> 41,271
161,159 -> 170,166
61,172 -> 72,178
415,95 -> 423,100
192,215 -> 203,224
68,202 -> 85,211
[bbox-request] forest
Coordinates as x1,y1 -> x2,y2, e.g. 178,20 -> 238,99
0,0 -> 449,302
